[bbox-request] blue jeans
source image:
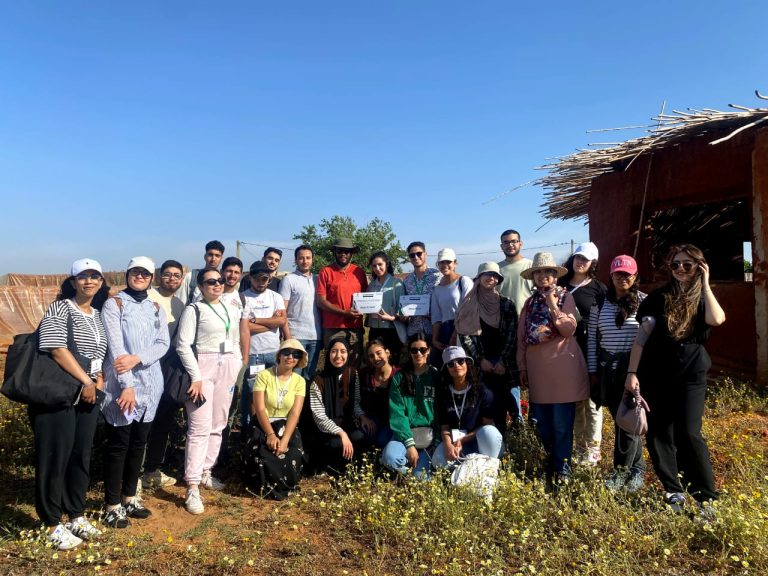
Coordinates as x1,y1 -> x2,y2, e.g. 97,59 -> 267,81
381,441 -> 432,477
432,425 -> 503,469
529,402 -> 576,475
363,416 -> 393,449
241,352 -> 277,429
297,339 -> 320,381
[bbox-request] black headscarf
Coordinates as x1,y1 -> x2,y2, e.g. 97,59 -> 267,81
315,336 -> 353,425
124,271 -> 151,302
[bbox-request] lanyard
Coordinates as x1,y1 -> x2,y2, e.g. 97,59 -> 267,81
69,299 -> 101,349
275,370 -> 291,410
412,272 -> 427,295
204,300 -> 231,335
449,384 -> 470,422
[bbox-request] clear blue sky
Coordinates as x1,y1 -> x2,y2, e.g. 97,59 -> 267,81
2,1 -> 766,276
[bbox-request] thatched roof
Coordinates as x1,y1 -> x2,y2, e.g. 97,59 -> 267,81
537,91 -> 768,221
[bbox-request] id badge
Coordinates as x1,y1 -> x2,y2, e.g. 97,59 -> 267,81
451,429 -> 467,442
221,340 -> 234,353
249,363 -> 265,377
90,358 -> 103,375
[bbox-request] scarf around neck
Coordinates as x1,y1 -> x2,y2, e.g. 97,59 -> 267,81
524,285 -> 568,345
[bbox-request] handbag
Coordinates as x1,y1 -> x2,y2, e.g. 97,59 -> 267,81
616,389 -> 650,436
1,311 -> 90,408
450,453 -> 500,502
411,426 -> 434,449
160,303 -> 201,405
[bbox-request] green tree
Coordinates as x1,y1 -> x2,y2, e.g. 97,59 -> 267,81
293,216 -> 407,273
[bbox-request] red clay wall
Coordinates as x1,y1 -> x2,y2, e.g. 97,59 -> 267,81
588,128 -> 758,379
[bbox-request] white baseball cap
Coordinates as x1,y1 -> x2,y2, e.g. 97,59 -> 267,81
127,256 -> 156,274
573,242 -> 599,262
71,258 -> 103,277
436,248 -> 457,265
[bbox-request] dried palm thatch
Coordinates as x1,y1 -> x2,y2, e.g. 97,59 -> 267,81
536,90 -> 768,221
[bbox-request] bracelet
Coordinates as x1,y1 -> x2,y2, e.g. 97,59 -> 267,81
626,371 -> 636,375
266,432 -> 276,438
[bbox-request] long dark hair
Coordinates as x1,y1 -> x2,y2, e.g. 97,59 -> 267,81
664,243 -> 705,340
57,277 -> 111,310
400,332 -> 433,396
606,276 -> 640,328
440,358 -> 481,408
369,251 -> 394,278
559,254 -> 599,287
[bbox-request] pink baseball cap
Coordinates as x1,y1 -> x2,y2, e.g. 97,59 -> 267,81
610,255 -> 637,275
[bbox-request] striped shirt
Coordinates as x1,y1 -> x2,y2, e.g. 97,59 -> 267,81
587,292 -> 647,372
38,299 -> 108,371
309,373 -> 363,435
101,293 -> 170,425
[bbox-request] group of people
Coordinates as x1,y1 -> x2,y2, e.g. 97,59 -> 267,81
29,233 -> 726,550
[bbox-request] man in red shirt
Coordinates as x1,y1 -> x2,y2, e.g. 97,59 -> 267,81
316,237 -> 368,367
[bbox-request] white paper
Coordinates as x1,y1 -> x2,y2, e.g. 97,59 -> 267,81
353,292 -> 384,314
399,294 -> 431,316
249,364 -> 266,376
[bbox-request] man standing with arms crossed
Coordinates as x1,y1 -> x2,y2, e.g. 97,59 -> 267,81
279,245 -> 321,380
316,238 -> 368,368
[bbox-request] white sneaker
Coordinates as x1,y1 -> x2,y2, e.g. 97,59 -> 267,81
142,469 -> 177,488
66,516 -> 102,540
185,489 -> 204,515
47,523 -> 83,550
200,470 -> 225,491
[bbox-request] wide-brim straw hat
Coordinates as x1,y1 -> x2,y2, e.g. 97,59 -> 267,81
277,338 -> 308,369
520,252 -> 568,280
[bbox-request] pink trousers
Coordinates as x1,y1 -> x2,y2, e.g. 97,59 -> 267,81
184,353 -> 240,485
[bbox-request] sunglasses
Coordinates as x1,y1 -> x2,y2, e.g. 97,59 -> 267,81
128,269 -> 153,278
161,272 -> 183,280
409,347 -> 429,355
335,248 -> 353,254
670,261 -> 696,272
446,358 -> 467,369
408,251 -> 424,259
280,349 -> 303,359
202,278 -> 225,286
75,273 -> 102,281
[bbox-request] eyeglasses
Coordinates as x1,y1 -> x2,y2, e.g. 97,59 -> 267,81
161,272 -> 183,280
75,273 -> 102,281
670,261 -> 696,272
202,278 -> 225,286
409,347 -> 429,355
280,349 -> 303,359
501,239 -> 520,246
408,251 -> 424,259
446,358 -> 467,369
128,269 -> 153,278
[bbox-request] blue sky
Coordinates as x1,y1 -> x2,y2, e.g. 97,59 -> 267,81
1,1 -> 766,276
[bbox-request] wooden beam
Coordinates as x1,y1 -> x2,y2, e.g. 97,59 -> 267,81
751,128 -> 768,385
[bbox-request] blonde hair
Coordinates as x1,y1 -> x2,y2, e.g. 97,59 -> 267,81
663,244 -> 705,340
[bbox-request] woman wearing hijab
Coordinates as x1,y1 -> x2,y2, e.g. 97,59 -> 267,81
516,253 -> 589,486
100,257 -> 170,528
33,258 -> 109,550
306,337 -> 366,474
455,262 -> 519,432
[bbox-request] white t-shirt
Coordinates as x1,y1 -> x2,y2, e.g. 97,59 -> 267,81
242,288 -> 285,355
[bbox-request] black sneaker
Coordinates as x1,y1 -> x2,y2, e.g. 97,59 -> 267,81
103,506 -> 131,529
125,499 -> 152,519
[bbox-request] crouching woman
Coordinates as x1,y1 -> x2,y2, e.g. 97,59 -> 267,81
432,347 -> 502,468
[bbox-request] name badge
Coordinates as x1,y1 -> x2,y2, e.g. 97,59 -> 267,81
221,340 -> 234,353
451,429 -> 467,443
90,358 -> 103,375
250,364 -> 266,376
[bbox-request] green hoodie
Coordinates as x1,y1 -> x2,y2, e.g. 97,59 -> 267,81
388,367 -> 439,449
